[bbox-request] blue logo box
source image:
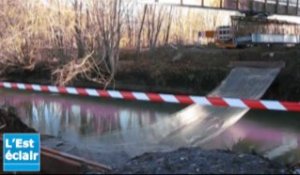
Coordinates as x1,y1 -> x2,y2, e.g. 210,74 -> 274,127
3,133 -> 40,172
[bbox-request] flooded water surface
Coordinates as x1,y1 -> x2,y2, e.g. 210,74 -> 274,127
1,89 -> 299,165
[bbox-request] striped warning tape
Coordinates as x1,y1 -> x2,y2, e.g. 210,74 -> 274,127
0,82 -> 299,112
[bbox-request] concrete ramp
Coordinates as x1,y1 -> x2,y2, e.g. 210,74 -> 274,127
160,67 -> 281,147
87,65 -> 282,158
209,67 -> 281,99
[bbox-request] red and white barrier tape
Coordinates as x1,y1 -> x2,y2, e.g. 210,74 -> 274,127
0,82 -> 299,112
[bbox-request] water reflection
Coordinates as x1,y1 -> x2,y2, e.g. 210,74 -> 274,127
0,89 -> 299,165
203,114 -> 300,165
0,90 -> 180,144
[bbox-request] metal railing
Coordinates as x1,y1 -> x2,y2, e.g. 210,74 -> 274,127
140,0 -> 300,16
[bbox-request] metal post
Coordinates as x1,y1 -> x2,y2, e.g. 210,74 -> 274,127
264,0 -> 267,12
275,0 -> 279,13
236,0 -> 239,10
250,0 -> 254,12
201,0 -> 204,7
297,0 -> 299,15
287,0 -> 290,14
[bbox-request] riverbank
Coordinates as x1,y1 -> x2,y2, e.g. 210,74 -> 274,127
114,148 -> 286,174
2,46 -> 300,101
0,106 -> 299,174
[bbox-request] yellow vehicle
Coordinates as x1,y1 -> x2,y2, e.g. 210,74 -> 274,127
199,26 -> 238,48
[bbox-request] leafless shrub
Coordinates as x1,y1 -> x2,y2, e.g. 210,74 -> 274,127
0,0 -> 233,85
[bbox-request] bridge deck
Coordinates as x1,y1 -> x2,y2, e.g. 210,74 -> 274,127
141,0 -> 300,16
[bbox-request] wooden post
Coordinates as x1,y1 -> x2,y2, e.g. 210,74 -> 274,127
220,0 -> 223,8
201,0 -> 204,7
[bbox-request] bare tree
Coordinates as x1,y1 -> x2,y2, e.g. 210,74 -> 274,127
136,4 -> 148,55
147,5 -> 165,51
73,0 -> 85,59
92,0 -> 125,85
164,7 -> 173,45
0,0 -> 238,87
125,4 -> 134,48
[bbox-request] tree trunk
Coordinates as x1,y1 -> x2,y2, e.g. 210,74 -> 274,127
136,5 -> 148,56
74,0 -> 85,59
164,7 -> 173,45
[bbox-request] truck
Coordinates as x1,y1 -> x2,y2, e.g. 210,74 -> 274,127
199,13 -> 300,48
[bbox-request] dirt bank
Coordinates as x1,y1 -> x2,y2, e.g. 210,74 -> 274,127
0,106 -> 35,172
0,106 -> 35,133
40,136 -> 292,174
2,46 -> 300,101
114,148 -> 286,174
115,46 -> 300,101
